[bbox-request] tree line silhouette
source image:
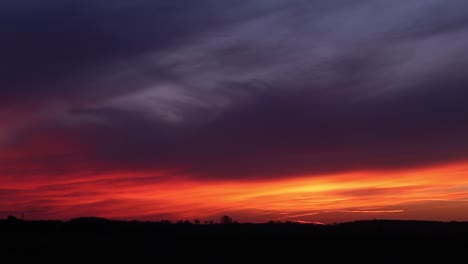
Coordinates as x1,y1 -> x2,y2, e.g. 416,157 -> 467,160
2,215 -> 468,261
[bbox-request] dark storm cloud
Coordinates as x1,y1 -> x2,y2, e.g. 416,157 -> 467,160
0,0 -> 278,108
2,0 -> 468,180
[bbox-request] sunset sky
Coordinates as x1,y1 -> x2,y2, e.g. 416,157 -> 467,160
2,0 -> 468,224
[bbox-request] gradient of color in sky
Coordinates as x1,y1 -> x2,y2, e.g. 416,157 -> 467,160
2,0 -> 468,224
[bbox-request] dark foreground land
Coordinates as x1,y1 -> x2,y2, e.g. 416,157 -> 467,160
2,218 -> 468,262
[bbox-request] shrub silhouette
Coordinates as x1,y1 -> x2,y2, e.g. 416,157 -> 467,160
220,215 -> 233,224
7,215 -> 18,222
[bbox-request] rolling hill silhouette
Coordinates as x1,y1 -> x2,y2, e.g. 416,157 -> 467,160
1,217 -> 467,261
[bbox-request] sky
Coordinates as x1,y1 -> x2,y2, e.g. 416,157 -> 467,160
2,0 -> 468,224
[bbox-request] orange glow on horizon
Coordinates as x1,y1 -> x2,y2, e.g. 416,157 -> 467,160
2,161 -> 468,224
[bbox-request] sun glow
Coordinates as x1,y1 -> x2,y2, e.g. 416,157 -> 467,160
2,161 -> 468,223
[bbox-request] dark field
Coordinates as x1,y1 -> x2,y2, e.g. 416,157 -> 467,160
2,218 -> 468,262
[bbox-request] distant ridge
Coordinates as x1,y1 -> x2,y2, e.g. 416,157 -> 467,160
68,216 -> 110,223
